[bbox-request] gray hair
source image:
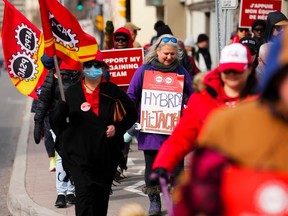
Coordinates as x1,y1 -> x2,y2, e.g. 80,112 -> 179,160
144,34 -> 183,64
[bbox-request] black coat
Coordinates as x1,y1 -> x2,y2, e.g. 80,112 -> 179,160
50,80 -> 138,189
34,69 -> 80,123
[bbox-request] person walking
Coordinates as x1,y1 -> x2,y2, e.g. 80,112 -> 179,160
127,34 -> 193,216
173,29 -> 288,216
264,10 -> 288,42
194,33 -> 212,72
33,54 -> 79,208
152,43 -> 258,181
113,27 -> 134,50
124,22 -> 142,48
251,19 -> 266,47
31,93 -> 56,172
50,50 -> 138,216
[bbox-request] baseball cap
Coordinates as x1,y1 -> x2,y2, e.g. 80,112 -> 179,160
124,22 -> 141,31
218,43 -> 252,73
239,37 -> 258,55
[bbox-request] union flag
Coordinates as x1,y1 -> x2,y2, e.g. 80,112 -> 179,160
38,0 -> 99,70
1,0 -> 48,99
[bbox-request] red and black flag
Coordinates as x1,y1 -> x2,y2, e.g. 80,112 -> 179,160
1,0 -> 48,99
38,0 -> 99,70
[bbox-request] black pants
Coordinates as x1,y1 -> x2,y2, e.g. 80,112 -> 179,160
70,167 -> 111,216
144,150 -> 184,187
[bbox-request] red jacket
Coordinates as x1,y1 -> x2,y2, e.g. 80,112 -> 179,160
153,69 -> 246,172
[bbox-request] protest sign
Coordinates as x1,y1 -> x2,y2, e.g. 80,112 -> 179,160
140,70 -> 184,135
239,0 -> 282,28
102,48 -> 144,86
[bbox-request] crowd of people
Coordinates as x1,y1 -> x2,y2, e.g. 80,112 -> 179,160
31,9 -> 288,216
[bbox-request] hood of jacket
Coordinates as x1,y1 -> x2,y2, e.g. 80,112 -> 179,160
203,68 -> 223,96
264,11 -> 287,42
113,27 -> 133,49
260,31 -> 288,101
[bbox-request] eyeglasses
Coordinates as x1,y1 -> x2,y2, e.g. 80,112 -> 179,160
259,57 -> 266,66
115,37 -> 128,42
274,25 -> 283,32
83,61 -> 103,68
238,28 -> 249,32
253,28 -> 264,32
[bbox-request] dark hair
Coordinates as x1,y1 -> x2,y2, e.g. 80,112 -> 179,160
240,65 -> 258,99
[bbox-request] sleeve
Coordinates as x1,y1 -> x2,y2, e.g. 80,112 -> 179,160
182,67 -> 194,97
152,94 -> 201,173
34,71 -> 55,123
49,91 -> 70,137
127,65 -> 146,104
180,52 -> 194,79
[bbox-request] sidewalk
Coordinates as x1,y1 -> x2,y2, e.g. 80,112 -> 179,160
7,99 -> 72,216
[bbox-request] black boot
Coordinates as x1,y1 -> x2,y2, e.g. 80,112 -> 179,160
142,185 -> 162,216
148,194 -> 161,216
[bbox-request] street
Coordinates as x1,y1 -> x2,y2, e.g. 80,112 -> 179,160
0,71 -> 27,215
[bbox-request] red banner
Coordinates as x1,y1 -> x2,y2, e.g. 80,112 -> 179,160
102,48 -> 144,86
2,0 -> 48,99
239,0 -> 282,28
38,0 -> 99,70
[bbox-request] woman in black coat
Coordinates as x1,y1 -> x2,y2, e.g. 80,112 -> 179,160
50,51 -> 138,216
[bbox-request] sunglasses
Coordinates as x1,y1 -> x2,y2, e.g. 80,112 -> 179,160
83,61 -> 103,68
238,28 -> 249,32
157,37 -> 177,47
161,37 -> 177,43
253,28 -> 264,32
115,37 -> 128,42
274,25 -> 283,32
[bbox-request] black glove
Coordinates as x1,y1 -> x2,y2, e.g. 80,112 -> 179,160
105,20 -> 114,34
149,168 -> 168,184
34,122 -> 44,144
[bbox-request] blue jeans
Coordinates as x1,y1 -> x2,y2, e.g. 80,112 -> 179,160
56,155 -> 75,195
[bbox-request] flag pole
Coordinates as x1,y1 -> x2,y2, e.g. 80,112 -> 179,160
53,55 -> 69,123
53,55 -> 66,102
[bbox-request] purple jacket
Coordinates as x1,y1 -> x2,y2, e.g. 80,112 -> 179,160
127,64 -> 193,150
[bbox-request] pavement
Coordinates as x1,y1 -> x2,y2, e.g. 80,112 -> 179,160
7,98 -> 75,216
7,98 -> 147,216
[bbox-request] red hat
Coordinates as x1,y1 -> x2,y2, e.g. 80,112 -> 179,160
95,50 -> 104,62
218,43 -> 252,73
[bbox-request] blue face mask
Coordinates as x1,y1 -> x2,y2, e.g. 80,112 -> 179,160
83,66 -> 103,80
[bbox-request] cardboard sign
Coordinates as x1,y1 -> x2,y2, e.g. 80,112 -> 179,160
239,0 -> 282,28
102,48 -> 144,86
140,70 -> 184,135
